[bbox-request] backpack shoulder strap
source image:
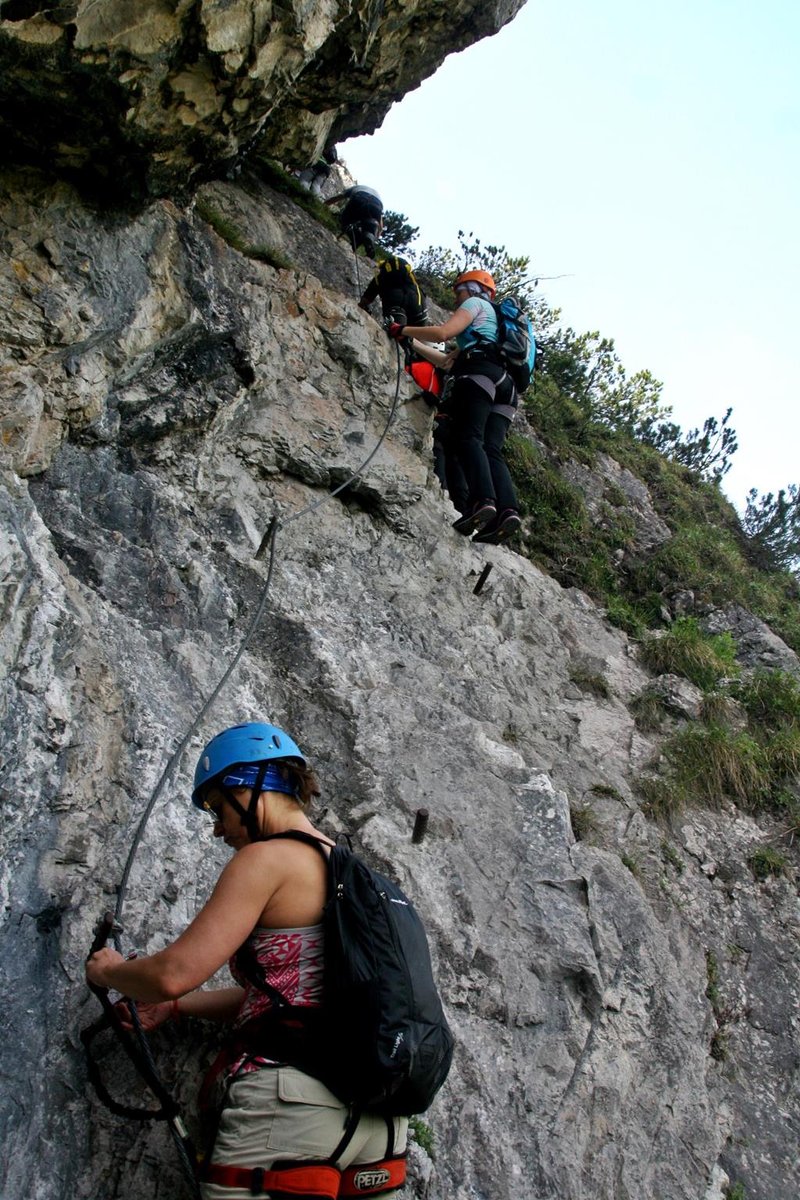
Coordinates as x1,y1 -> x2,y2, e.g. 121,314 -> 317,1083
234,939 -> 292,1010
234,831 -> 337,1006
261,829 -> 332,861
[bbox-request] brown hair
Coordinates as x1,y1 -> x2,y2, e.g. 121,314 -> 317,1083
275,761 -> 321,811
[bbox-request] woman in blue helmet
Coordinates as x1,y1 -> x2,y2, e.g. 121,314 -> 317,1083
86,721 -> 408,1200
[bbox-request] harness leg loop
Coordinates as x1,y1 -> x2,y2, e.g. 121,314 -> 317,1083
203,1159 -> 340,1198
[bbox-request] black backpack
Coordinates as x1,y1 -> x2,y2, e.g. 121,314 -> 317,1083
376,254 -> 418,289
237,831 -> 454,1116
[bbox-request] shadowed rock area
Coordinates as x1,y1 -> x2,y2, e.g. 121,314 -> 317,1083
2,166 -> 799,1200
0,0 -> 525,198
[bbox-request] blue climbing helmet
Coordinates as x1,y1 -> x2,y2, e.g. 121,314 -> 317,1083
192,721 -> 306,810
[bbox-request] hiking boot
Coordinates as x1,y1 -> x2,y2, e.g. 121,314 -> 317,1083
452,500 -> 497,536
472,509 -> 522,544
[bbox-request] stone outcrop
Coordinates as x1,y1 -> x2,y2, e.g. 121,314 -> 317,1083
562,452 -> 672,555
2,167 -> 798,1200
0,0 -> 525,198
703,604 -> 800,676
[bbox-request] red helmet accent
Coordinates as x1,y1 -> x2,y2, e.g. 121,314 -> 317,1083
453,269 -> 496,299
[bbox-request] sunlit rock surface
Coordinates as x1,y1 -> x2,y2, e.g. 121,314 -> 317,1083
2,168 -> 798,1200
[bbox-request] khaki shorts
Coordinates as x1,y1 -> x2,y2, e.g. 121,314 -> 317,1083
202,1066 -> 408,1199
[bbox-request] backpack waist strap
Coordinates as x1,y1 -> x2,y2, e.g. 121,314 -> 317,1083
458,343 -> 502,366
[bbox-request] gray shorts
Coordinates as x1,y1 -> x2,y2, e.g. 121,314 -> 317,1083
202,1065 -> 408,1199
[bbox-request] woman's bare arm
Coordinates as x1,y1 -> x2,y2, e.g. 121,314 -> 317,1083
403,304 -> 474,343
176,986 -> 245,1021
409,340 -> 458,369
86,843 -> 283,1001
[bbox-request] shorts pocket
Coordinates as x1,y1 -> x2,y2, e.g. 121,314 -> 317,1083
277,1067 -> 344,1109
266,1067 -> 347,1157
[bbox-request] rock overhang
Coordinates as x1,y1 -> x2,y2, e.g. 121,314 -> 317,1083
0,0 -> 528,201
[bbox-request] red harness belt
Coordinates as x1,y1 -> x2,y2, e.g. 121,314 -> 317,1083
203,1160 -> 340,1197
339,1156 -> 407,1196
203,1154 -> 406,1197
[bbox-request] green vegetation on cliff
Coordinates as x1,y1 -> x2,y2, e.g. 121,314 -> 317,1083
405,226 -> 800,657
400,224 -> 800,830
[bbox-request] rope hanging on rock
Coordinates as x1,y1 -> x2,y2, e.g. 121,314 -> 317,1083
115,340 -> 404,926
351,227 -> 363,297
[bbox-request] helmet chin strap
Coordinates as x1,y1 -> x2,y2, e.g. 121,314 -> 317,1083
220,762 -> 269,842
245,762 -> 269,841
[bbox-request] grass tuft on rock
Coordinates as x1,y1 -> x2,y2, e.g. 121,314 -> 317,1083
663,724 -> 767,809
639,618 -> 738,690
748,845 -> 788,880
195,198 -> 294,270
408,1116 -> 435,1159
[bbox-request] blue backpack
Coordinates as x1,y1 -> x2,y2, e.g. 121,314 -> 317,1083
491,297 -> 537,392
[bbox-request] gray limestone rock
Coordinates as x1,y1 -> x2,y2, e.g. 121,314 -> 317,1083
702,604 -> 800,676
0,0 -> 526,198
561,451 -> 672,555
637,672 -> 705,722
1,171 -> 798,1200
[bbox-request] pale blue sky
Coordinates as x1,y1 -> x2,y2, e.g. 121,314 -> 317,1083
342,0 -> 799,510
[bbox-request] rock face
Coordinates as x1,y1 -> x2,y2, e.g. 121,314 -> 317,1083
2,171 -> 799,1200
703,605 -> 800,676
562,452 -> 672,554
0,0 -> 525,198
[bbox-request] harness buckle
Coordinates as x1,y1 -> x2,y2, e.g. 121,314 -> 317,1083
249,1166 -> 265,1195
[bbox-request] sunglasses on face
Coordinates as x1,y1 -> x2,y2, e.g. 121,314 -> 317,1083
201,797 -> 224,822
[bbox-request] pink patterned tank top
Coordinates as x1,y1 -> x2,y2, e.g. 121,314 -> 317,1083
228,923 -> 324,1079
